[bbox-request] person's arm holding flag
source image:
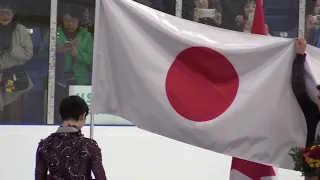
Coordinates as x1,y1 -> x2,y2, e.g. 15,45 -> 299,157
292,38 -> 320,147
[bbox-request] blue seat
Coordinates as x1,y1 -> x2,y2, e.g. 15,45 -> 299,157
265,0 -> 292,10
26,27 -> 42,53
24,56 -> 48,76
264,0 -> 298,14
264,0 -> 298,36
272,28 -> 297,38
24,26 -> 48,76
265,15 -> 297,32
22,71 -> 45,124
26,71 -> 44,92
265,15 -> 287,30
21,91 -> 45,124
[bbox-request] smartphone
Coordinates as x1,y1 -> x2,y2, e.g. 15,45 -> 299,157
64,41 -> 72,48
198,9 -> 216,18
312,15 -> 320,24
248,12 -> 254,21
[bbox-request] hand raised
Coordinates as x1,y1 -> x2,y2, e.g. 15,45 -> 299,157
294,37 -> 307,55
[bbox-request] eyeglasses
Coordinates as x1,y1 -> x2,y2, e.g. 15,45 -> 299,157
0,9 -> 13,16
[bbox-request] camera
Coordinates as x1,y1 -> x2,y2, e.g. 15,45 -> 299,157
197,9 -> 216,18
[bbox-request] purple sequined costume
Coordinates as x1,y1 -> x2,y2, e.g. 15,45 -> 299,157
35,126 -> 107,180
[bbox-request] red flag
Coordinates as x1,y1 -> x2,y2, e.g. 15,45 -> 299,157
230,157 -> 277,180
251,0 -> 267,35
230,1 -> 275,179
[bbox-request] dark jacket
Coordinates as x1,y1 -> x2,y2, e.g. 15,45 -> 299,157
35,126 -> 107,180
292,54 -> 320,147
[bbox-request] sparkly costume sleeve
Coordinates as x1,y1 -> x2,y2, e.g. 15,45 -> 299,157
35,141 -> 48,180
89,139 -> 107,180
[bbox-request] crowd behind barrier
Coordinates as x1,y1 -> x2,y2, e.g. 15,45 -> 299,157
0,0 -> 315,125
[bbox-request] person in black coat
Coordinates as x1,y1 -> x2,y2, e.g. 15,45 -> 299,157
292,37 -> 320,147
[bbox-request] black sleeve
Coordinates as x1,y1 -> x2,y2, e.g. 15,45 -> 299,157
292,54 -> 307,97
291,54 -> 318,110
292,54 -> 320,147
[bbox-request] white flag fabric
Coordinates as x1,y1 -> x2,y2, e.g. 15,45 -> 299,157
91,0 -> 315,169
230,158 -> 278,180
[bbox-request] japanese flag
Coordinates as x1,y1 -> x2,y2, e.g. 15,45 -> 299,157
91,0 -> 311,169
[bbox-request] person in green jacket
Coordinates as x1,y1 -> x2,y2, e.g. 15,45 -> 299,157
39,6 -> 93,123
39,7 -> 93,85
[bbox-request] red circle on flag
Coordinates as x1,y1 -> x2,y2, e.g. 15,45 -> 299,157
165,46 -> 239,122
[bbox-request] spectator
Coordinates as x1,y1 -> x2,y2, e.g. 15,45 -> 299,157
81,8 -> 94,37
39,6 -> 93,85
0,0 -> 33,123
291,37 -> 319,147
305,0 -> 320,47
234,0 -> 269,34
219,0 -> 243,30
35,95 -> 107,180
193,0 -> 222,27
39,6 -> 93,123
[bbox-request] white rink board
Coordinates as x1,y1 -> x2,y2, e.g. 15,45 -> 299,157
68,85 -> 133,125
0,126 -> 303,180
